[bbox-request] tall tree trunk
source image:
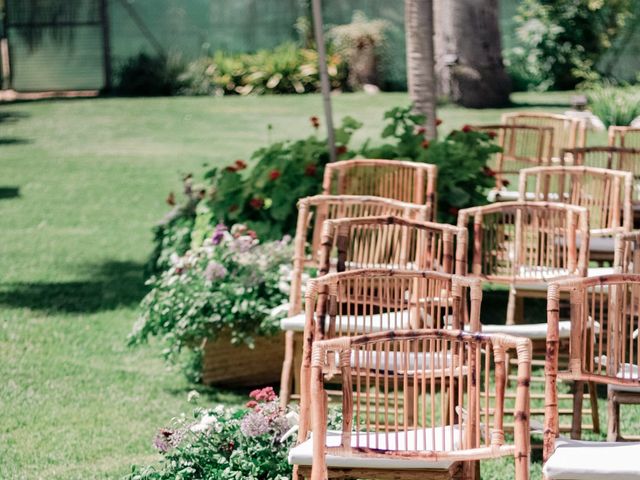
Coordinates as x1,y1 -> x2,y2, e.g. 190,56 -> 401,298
435,0 -> 511,108
405,0 -> 437,139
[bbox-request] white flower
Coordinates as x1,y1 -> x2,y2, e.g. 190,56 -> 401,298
187,390 -> 200,403
190,413 -> 220,433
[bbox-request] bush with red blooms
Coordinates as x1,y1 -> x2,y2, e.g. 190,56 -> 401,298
362,105 -> 501,224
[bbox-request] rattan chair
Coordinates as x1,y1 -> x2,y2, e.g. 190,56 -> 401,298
518,166 -> 633,263
279,196 -> 430,405
502,112 -> 587,160
544,275 -> 640,479
289,329 -> 531,480
609,126 -> 640,149
322,159 -> 438,220
457,201 -> 590,326
565,146 -> 640,225
608,231 -> 640,441
473,124 -> 554,197
296,269 -> 483,448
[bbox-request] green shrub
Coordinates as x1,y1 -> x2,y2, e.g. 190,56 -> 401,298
117,53 -> 186,96
587,84 -> 640,127
180,43 -> 348,96
126,388 -> 295,480
130,225 -> 292,366
505,0 -> 635,91
363,106 -> 500,224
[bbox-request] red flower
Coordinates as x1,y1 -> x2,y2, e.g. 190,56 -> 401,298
482,166 -> 496,177
269,169 -> 281,181
246,400 -> 258,409
304,164 -> 317,176
225,165 -> 238,173
436,118 -> 443,126
310,116 -> 320,129
502,179 -> 511,187
336,145 -> 348,155
462,124 -> 472,133
488,131 -> 497,139
166,192 -> 176,206
235,159 -> 247,170
229,204 -> 238,212
249,386 -> 277,402
249,197 -> 264,210
247,230 -> 257,239
421,140 -> 430,149
416,127 -> 427,135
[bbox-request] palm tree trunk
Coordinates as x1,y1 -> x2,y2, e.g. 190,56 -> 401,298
435,0 -> 511,108
405,0 -> 438,140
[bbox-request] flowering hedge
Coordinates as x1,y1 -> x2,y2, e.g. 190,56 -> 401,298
126,387 -> 297,480
130,224 -> 293,375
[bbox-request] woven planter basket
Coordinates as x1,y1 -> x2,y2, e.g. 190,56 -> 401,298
201,331 -> 284,387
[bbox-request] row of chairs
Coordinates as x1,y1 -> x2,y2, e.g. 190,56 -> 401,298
274,114 -> 640,479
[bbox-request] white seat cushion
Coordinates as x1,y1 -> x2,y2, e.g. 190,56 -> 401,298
475,321 -> 571,340
609,361 -> 640,393
280,310 -> 413,333
514,267 -> 614,291
543,437 -> 640,479
351,349 -> 451,371
289,426 -> 462,470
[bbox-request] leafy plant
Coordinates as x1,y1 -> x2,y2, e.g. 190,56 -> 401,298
327,11 -> 389,89
180,43 -> 348,96
126,388 -> 296,480
117,53 -> 187,96
130,224 -> 293,366
587,84 -> 640,127
505,0 -> 635,91
363,106 -> 500,224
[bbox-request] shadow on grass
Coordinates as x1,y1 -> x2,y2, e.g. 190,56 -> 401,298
0,260 -> 147,313
0,186 -> 20,199
167,384 -> 248,405
0,138 -> 31,145
509,100 -> 572,109
0,111 -> 30,123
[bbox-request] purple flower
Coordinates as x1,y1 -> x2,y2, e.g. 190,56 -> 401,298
211,223 -> 227,245
240,411 -> 270,437
153,428 -> 182,453
204,261 -> 228,282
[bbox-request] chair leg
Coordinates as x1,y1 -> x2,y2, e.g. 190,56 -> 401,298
588,381 -> 599,434
462,460 -> 480,480
571,381 -> 584,439
607,388 -> 620,442
506,286 -> 517,326
279,330 -> 295,408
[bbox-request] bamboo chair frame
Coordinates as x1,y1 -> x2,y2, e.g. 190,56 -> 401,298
502,112 -> 587,161
322,159 -> 438,220
296,269 -> 483,449
317,215 -> 467,277
609,126 -> 640,149
473,124 -> 554,192
610,232 -> 640,440
518,166 -> 633,262
301,329 -> 531,480
279,195 -> 430,406
544,275 -> 640,465
457,202 -> 589,325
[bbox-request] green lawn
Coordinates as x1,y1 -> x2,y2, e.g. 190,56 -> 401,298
0,91 -> 615,478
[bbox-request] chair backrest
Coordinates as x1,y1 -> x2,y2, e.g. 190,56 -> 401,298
502,112 -> 586,159
288,195 -> 429,317
318,215 -> 467,277
473,124 -> 554,190
545,275 -> 640,461
310,329 -> 531,480
457,201 -> 590,283
609,126 -> 640,149
518,166 -> 633,236
322,159 -> 437,220
614,231 -> 640,274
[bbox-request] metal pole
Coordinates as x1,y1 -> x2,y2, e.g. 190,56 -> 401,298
311,0 -> 336,163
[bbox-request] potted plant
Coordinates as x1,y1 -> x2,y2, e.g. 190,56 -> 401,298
130,224 -> 292,386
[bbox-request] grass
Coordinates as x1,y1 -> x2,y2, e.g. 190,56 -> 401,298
0,91 -> 619,478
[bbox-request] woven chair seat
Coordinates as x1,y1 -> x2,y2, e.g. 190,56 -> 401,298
543,438 -> 640,479
289,425 -> 463,470
280,310 -> 413,333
